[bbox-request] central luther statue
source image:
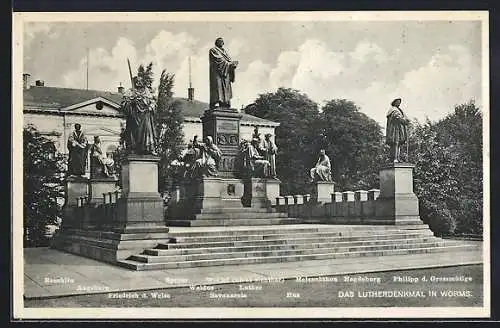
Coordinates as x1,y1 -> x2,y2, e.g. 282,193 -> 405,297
209,37 -> 239,109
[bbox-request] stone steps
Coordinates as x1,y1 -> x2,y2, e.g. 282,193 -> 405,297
159,231 -> 435,249
197,208 -> 276,214
131,240 -> 451,263
192,212 -> 289,219
166,229 -> 434,244
165,224 -> 429,237
166,217 -> 301,227
118,244 -> 475,270
143,236 -> 441,256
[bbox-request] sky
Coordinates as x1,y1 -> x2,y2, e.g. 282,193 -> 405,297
22,18 -> 484,127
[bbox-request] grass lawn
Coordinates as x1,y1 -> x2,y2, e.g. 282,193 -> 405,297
25,264 -> 483,308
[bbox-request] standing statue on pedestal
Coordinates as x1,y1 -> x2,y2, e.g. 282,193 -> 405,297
89,136 -> 116,178
67,123 -> 89,177
121,64 -> 158,156
386,98 -> 410,163
262,133 -> 278,178
209,37 -> 239,109
310,149 -> 332,182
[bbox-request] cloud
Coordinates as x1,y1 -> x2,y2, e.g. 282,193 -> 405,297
56,31 -> 481,128
61,36 -> 138,90
232,60 -> 272,108
24,23 -> 56,48
350,41 -> 389,63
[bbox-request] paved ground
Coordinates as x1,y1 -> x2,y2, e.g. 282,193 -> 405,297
24,264 -> 483,307
23,243 -> 483,300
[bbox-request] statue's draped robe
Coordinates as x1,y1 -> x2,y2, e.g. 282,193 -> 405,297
122,88 -> 157,155
262,139 -> 278,177
67,130 -> 88,176
90,143 -> 114,177
242,143 -> 270,178
310,155 -> 332,181
209,46 -> 235,106
385,106 -> 409,146
193,143 -> 222,177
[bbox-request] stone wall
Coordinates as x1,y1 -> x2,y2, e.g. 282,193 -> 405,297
277,164 -> 422,226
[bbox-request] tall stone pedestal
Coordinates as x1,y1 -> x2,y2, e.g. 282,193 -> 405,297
52,155 -> 169,264
312,181 -> 335,204
62,176 -> 89,228
201,108 -> 242,178
376,163 -> 420,223
115,155 -> 167,233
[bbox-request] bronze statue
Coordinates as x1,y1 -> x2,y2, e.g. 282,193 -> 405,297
239,138 -> 270,178
183,136 -> 223,178
310,149 -> 332,182
209,37 -> 239,109
89,136 -> 115,178
263,133 -> 278,178
67,123 -> 88,177
121,68 -> 158,155
386,98 -> 410,163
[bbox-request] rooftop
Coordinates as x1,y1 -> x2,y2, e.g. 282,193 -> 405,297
23,86 -> 278,126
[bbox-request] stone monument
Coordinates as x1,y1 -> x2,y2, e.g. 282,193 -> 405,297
88,136 -> 119,215
117,71 -> 166,233
309,149 -> 335,203
386,97 -> 410,163
62,123 -> 89,228
167,37 -> 281,224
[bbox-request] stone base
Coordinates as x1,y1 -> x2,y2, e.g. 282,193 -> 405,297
243,178 -> 274,208
89,177 -> 119,204
62,177 -> 89,228
121,155 -> 161,197
311,181 -> 335,203
51,226 -> 170,263
377,163 -> 420,224
168,177 -> 245,218
113,193 -> 165,232
266,178 -> 281,206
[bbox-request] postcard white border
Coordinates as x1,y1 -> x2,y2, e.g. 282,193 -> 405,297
12,10 -> 490,320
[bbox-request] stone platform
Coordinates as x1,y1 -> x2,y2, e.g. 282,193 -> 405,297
167,177 -> 283,227
117,223 -> 479,270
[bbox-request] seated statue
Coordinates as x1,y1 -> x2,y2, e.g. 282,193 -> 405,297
310,149 -> 332,182
239,138 -> 270,178
183,136 -> 222,179
89,136 -> 116,179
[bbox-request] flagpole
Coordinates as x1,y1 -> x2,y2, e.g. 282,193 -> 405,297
86,47 -> 89,90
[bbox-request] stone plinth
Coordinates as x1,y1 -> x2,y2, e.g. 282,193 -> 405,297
62,176 -> 89,228
201,108 -> 243,178
243,178 -> 272,208
115,155 -> 166,233
312,181 -> 335,203
266,179 -> 281,206
169,177 -> 246,218
376,163 -> 420,224
89,177 -> 119,205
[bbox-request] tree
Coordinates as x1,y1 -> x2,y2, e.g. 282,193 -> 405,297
409,100 -> 483,236
319,99 -> 385,191
23,125 -> 66,247
156,70 -> 184,191
244,88 -> 321,194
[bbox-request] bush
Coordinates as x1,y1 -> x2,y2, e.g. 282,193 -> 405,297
24,125 -> 65,247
